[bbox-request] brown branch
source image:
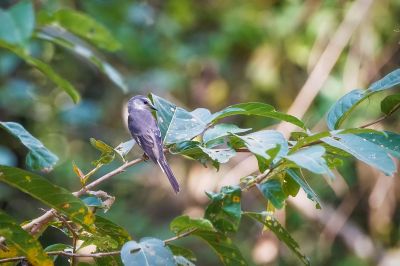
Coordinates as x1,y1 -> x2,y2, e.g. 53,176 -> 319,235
164,228 -> 198,244
359,115 -> 387,128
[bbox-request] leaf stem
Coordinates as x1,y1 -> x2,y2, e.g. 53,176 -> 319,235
164,228 -> 198,244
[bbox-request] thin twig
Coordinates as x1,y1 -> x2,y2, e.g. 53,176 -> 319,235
164,228 -> 198,244
359,115 -> 387,128
53,212 -> 79,266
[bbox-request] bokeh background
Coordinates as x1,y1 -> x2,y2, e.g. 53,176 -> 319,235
1,0 -> 400,265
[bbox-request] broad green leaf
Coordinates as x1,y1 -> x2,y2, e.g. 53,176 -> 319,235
167,244 -> 196,262
90,138 -> 115,165
257,178 -> 287,209
0,122 -> 58,172
285,146 -> 333,177
0,0 -> 34,45
286,169 -> 321,209
0,40 -> 80,103
211,102 -> 305,129
203,123 -> 251,148
381,93 -> 400,115
114,140 -> 136,160
94,215 -> 131,247
0,210 -> 53,266
174,255 -> 195,266
205,186 -> 242,233
170,216 -> 247,266
44,243 -> 71,262
0,166 -> 95,231
357,131 -> 400,159
327,69 -> 400,130
121,238 -> 175,266
198,146 -> 236,166
150,94 -> 208,144
38,9 -> 121,51
322,134 -> 396,176
36,27 -> 128,93
244,212 -> 310,266
283,172 -> 300,197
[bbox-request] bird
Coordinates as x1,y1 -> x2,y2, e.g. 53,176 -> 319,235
127,95 -> 180,193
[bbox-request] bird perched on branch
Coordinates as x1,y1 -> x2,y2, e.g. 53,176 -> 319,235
127,95 -> 180,193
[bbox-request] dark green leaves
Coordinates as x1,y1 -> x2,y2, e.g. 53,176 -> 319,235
244,212 -> 310,266
327,69 -> 400,130
0,211 -> 53,266
381,93 -> 400,115
0,122 -> 58,172
257,179 -> 287,209
0,40 -> 80,103
0,166 -> 95,231
211,102 -> 305,129
121,238 -> 175,266
170,216 -> 247,266
0,0 -> 34,45
38,9 -> 121,52
205,186 -> 242,233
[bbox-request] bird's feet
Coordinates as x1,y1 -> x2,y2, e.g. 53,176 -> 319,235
142,153 -> 149,161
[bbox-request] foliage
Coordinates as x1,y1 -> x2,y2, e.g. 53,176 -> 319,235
0,1 -> 399,266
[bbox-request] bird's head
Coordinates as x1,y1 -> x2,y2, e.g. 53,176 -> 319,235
128,95 -> 157,112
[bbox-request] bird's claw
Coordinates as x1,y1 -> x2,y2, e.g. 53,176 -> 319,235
142,153 -> 149,161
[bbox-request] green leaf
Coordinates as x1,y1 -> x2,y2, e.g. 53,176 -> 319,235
94,215 -> 132,247
121,238 -> 175,266
90,138 -> 115,165
36,27 -> 128,93
357,131 -> 400,159
150,94 -> 208,145
211,102 -> 305,129
322,134 -> 396,176
283,173 -> 300,197
114,140 -> 136,160
257,178 -> 287,209
286,169 -> 321,209
381,93 -> 400,115
174,255 -> 195,266
0,122 -> 58,172
0,40 -> 80,103
285,146 -> 333,177
205,186 -> 242,233
244,212 -> 310,266
0,0 -> 34,45
44,243 -> 71,262
0,210 -> 54,266
327,69 -> 400,130
203,124 -> 251,147
0,166 -> 95,231
38,9 -> 121,52
166,244 -> 196,262
170,216 -> 247,266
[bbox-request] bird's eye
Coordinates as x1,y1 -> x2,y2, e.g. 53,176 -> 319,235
143,100 -> 148,104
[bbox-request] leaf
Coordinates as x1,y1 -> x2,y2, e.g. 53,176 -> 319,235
285,146 -> 333,177
94,215 -> 131,247
36,27 -> 128,93
357,131 -> 400,159
244,212 -> 310,266
174,255 -> 196,266
38,9 -> 121,52
381,93 -> 400,115
166,244 -> 196,262
170,216 -> 247,266
0,0 -> 34,45
211,102 -> 305,129
114,140 -> 136,160
282,173 -> 300,197
0,40 -> 80,103
0,210 -> 53,266
286,169 -> 321,209
121,238 -> 175,266
90,138 -> 115,165
204,186 -> 242,233
82,196 -> 103,208
203,123 -> 251,148
0,166 -> 95,231
327,69 -> 400,130
0,122 -> 58,172
150,94 -> 209,145
44,243 -> 71,262
257,178 -> 287,209
322,134 -> 396,176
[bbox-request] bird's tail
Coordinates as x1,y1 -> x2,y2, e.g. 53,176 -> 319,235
157,159 -> 180,193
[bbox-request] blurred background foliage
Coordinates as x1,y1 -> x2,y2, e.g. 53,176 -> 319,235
0,0 -> 400,265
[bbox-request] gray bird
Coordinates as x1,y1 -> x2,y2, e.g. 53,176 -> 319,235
127,95 -> 180,193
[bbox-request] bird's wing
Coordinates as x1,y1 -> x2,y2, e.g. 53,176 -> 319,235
135,128 -> 162,162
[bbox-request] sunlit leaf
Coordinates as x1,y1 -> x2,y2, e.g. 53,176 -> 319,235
0,0 -> 34,45
211,102 -> 305,129
381,93 -> 400,115
257,178 -> 287,209
0,122 -> 58,172
170,216 -> 247,266
203,123 -> 251,148
0,166 -> 95,231
322,134 -> 396,176
0,40 -> 80,103
244,212 -> 310,266
357,131 -> 400,159
205,186 -> 242,233
286,169 -> 321,209
90,138 -> 115,165
114,140 -> 136,161
121,238 -> 175,266
38,9 -> 121,51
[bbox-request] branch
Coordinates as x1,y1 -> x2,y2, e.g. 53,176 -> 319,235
164,228 -> 198,244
